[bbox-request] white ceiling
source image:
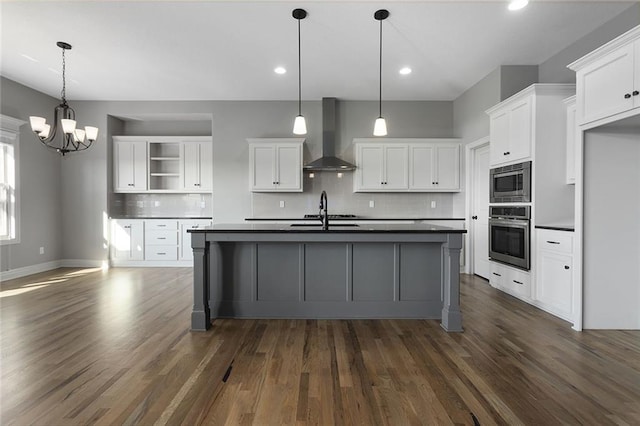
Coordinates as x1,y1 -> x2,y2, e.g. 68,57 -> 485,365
0,1 -> 634,102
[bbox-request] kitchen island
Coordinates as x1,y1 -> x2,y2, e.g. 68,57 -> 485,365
188,223 -> 466,332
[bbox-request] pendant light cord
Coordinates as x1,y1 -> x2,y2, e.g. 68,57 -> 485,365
298,17 -> 302,116
378,17 -> 383,118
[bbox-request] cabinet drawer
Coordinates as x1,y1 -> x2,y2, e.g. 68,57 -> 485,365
145,220 -> 178,231
145,246 -> 178,261
508,269 -> 531,298
146,230 -> 178,246
537,229 -> 573,254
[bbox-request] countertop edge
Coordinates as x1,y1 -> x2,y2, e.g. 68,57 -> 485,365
245,217 -> 466,221
535,225 -> 575,232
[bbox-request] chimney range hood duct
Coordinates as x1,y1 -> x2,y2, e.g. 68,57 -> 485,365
303,98 -> 356,171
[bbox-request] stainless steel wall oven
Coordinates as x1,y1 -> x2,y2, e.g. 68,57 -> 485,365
489,206 -> 530,270
490,161 -> 531,203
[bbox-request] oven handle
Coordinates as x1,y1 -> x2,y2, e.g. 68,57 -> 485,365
489,217 -> 530,227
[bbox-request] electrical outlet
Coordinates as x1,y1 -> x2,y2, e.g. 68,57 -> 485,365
39,247 -> 44,255
369,200 -> 375,208
279,200 -> 285,208
431,201 -> 437,209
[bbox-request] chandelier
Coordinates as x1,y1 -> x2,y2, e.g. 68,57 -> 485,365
29,41 -> 98,156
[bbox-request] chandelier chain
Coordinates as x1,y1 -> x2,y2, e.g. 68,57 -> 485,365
61,48 -> 67,104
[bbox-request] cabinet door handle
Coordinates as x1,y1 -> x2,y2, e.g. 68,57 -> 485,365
472,216 -> 478,220
564,265 -> 570,270
625,93 -> 632,99
546,240 -> 560,244
158,237 -> 166,240
124,225 -> 131,229
513,280 -> 524,285
503,151 -> 510,156
492,272 -> 502,277
634,91 -> 639,96
157,252 -> 166,255
158,225 -> 166,227
435,182 -> 439,185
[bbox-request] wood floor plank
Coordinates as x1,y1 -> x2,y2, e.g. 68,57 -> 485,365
1,267 -> 640,425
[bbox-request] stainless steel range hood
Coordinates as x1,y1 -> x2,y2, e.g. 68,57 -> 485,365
303,98 -> 356,171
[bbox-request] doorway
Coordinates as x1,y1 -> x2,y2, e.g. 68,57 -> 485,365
466,138 -> 490,280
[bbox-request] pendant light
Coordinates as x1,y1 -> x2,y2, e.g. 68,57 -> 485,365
29,41 -> 98,156
292,8 -> 307,135
373,9 -> 389,136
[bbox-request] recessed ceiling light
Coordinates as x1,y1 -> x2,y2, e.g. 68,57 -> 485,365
508,0 -> 529,11
274,67 -> 287,74
399,67 -> 412,75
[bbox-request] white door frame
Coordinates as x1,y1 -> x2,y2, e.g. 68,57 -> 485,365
464,136 -> 490,276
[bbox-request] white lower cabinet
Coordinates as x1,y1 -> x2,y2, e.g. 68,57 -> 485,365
111,219 -> 144,261
145,220 -> 179,261
110,218 -> 211,266
180,219 -> 212,261
534,229 -> 574,321
490,261 -> 531,301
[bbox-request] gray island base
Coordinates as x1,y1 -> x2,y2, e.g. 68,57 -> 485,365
189,223 -> 466,332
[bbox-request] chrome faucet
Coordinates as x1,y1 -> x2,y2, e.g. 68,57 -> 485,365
319,190 -> 329,230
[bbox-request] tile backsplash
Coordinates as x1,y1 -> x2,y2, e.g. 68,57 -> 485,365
110,193 -> 212,218
251,173 -> 454,218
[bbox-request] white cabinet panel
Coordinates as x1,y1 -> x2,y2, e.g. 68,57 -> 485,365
489,261 -> 531,300
276,145 -> 302,190
248,139 -> 304,192
535,229 -> 574,321
508,98 -> 532,162
384,145 -> 409,189
434,145 -> 460,190
409,145 -> 434,190
569,26 -> 640,126
579,43 -> 634,124
114,140 -> 147,192
488,97 -> 532,167
357,145 -> 384,190
489,111 -> 510,166
111,219 -> 144,261
183,142 -> 212,191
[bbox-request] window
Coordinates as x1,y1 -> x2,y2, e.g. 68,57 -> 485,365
0,115 -> 23,245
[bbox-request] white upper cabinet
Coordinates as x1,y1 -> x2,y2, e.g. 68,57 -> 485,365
354,139 -> 460,193
247,138 -> 304,192
409,144 -> 460,191
487,95 -> 532,167
355,144 -> 408,191
113,136 -> 212,193
113,138 -> 147,192
569,25 -> 640,128
182,141 -> 213,191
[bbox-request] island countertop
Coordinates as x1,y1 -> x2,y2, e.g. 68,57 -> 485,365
188,223 -> 467,234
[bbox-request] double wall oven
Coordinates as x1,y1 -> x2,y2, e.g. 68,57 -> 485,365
489,160 -> 532,270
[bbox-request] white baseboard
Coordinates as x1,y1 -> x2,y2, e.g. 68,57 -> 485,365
0,259 -> 106,282
0,260 -> 62,282
60,259 -> 105,268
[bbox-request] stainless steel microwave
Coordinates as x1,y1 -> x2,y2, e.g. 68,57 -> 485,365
490,161 -> 531,203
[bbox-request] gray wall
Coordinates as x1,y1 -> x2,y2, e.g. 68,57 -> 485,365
538,3 -> 640,83
0,78 -> 63,271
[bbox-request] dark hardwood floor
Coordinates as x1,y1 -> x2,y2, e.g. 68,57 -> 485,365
1,267 -> 639,425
